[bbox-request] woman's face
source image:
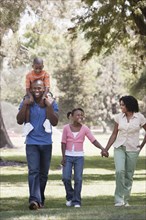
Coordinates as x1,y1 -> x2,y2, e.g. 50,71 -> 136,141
120,100 -> 127,113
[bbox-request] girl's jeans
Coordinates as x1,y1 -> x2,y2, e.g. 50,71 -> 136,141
26,144 -> 52,206
114,146 -> 139,204
62,156 -> 84,205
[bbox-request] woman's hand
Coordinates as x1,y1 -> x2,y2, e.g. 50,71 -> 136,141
101,149 -> 109,157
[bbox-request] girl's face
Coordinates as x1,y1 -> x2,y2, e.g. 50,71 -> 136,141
120,100 -> 127,113
72,110 -> 84,124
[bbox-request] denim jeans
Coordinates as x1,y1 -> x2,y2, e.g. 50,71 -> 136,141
114,146 -> 139,204
62,156 -> 84,205
26,144 -> 52,206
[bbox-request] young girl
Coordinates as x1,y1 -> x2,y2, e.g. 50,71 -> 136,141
61,108 -> 108,208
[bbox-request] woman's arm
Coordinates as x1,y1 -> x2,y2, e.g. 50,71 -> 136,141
138,124 -> 146,151
105,122 -> 119,151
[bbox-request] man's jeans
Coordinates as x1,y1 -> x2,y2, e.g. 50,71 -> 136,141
26,144 -> 52,205
62,156 -> 84,205
114,146 -> 139,204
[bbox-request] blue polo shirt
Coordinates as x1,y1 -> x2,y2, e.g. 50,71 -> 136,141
19,101 -> 58,145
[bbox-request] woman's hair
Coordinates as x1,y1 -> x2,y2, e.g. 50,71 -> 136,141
119,95 -> 139,112
67,108 -> 84,119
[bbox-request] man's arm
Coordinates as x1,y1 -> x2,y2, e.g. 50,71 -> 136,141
16,98 -> 32,125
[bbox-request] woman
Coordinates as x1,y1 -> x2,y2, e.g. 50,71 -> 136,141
104,95 -> 146,207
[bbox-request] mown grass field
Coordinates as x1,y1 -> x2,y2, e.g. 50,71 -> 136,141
0,150 -> 146,220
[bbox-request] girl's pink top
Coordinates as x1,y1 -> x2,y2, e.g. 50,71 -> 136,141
61,124 -> 96,151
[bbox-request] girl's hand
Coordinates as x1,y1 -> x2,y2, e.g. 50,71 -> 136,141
61,157 -> 66,166
101,149 -> 109,157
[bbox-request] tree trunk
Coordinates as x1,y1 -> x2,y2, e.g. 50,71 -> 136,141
0,105 -> 14,148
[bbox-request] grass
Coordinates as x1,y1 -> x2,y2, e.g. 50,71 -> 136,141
1,155 -> 146,170
0,153 -> 146,220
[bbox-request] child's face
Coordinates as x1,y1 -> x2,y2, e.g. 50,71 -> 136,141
33,63 -> 44,74
72,110 -> 84,124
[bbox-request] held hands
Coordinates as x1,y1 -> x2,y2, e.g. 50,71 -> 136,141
101,149 -> 109,157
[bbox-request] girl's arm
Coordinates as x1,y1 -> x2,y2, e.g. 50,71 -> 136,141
92,140 -> 109,157
61,143 -> 66,166
92,140 -> 104,151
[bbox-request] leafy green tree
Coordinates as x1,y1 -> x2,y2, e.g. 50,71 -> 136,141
71,0 -> 146,59
70,0 -> 146,113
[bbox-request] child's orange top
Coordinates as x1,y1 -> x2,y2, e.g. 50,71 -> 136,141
26,70 -> 50,89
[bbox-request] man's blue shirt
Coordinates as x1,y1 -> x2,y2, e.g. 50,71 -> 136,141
19,101 -> 58,145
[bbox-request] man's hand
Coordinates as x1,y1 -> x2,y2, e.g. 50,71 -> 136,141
24,96 -> 33,105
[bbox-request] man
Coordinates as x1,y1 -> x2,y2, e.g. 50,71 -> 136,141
17,79 -> 59,210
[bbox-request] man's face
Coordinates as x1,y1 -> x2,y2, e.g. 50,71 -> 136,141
33,63 -> 44,74
31,81 -> 44,98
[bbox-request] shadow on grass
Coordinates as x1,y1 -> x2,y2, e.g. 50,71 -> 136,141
0,195 -> 146,220
1,173 -> 145,184
1,156 -> 145,171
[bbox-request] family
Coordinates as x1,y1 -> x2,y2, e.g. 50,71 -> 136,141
16,58 -> 146,210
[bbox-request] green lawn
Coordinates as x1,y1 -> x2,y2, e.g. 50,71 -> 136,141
0,154 -> 146,220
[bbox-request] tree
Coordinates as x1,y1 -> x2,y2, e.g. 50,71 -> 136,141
70,0 -> 146,110
0,0 -> 27,148
71,0 -> 146,59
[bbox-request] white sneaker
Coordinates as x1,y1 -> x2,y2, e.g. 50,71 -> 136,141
22,122 -> 34,137
74,204 -> 81,208
115,202 -> 124,207
66,200 -> 72,207
125,202 -> 130,207
43,119 -> 51,133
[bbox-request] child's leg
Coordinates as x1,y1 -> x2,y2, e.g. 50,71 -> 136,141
25,106 -> 30,123
43,107 -> 51,133
72,156 -> 84,206
22,95 -> 34,137
62,156 -> 74,202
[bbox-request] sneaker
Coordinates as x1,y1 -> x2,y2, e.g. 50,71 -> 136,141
115,202 -> 124,207
125,202 -> 130,207
43,119 -> 51,133
22,122 -> 34,137
29,201 -> 39,210
74,204 -> 81,208
66,200 -> 72,207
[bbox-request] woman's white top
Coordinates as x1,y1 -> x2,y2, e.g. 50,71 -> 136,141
113,112 -> 146,151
